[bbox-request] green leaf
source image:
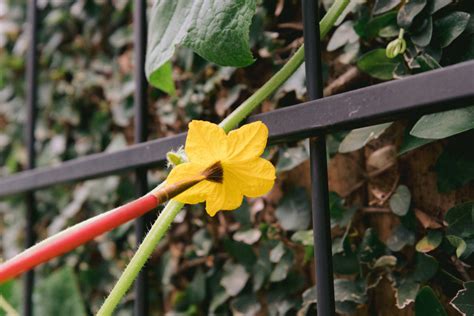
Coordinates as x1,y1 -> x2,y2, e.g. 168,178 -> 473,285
433,12 -> 471,48
327,21 -> 359,52
435,136 -> 474,192
270,252 -> 293,282
427,0 -> 452,14
389,185 -> 411,216
415,286 -> 448,316
357,49 -> 401,80
231,294 -> 261,315
373,0 -> 402,15
365,12 -> 398,39
413,253 -> 439,283
445,202 -> 474,239
446,235 -> 467,258
233,228 -> 261,245
410,105 -> 474,139
358,228 -> 387,263
397,0 -> 427,29
334,279 -> 367,304
433,11 -> 470,47
411,17 -> 433,47
416,230 -> 443,253
333,250 -> 359,275
394,277 -> 420,309
150,61 -> 175,95
223,238 -> 257,267
146,0 -> 255,92
387,225 -> 415,251
275,187 -> 311,231
450,281 -> 474,316
398,132 -> 434,155
339,122 -> 393,153
220,262 -> 249,296
192,228 -> 213,256
291,230 -> 314,247
34,267 -> 86,316
276,145 -> 308,173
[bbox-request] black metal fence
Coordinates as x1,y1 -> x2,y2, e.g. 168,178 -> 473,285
0,0 -> 473,315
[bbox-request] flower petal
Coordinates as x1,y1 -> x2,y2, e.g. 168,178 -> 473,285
166,162 -> 208,204
224,158 -> 275,197
185,120 -> 228,165
226,121 -> 268,161
204,179 -> 243,217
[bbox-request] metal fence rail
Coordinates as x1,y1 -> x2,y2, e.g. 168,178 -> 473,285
1,0 -> 473,315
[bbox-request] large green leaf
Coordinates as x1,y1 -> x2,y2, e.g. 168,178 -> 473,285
357,49 -> 401,80
339,122 -> 393,153
34,267 -> 86,316
415,286 -> 448,316
146,0 -> 255,92
433,11 -> 471,48
416,230 -> 443,253
410,105 -> 474,139
451,281 -> 474,316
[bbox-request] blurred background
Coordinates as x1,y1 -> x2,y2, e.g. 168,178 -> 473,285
0,0 -> 473,315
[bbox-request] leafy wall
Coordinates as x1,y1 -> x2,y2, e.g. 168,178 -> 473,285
0,0 -> 473,315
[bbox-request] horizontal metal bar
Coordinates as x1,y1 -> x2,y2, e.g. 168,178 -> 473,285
251,60 -> 474,141
0,61 -> 473,198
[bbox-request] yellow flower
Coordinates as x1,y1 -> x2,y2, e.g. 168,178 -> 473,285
166,120 -> 276,217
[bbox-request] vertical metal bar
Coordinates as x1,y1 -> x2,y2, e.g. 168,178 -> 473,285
302,0 -> 336,315
24,0 -> 38,315
133,0 -> 149,315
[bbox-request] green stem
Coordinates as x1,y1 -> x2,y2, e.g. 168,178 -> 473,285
97,200 -> 184,316
220,0 -> 349,133
98,0 -> 349,314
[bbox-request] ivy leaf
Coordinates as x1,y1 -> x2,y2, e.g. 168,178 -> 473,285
358,228 -> 387,263
413,253 -> 439,283
450,281 -> 474,316
291,230 -> 314,247
373,0 -> 402,15
433,12 -> 471,48
416,230 -> 443,253
415,286 -> 448,316
146,0 -> 255,92
387,225 -> 415,251
220,262 -> 250,296
389,185 -> 411,216
270,252 -> 293,282
394,277 -> 420,309
357,49 -> 401,80
339,122 -> 392,153
445,202 -> 474,239
334,279 -> 367,304
327,21 -> 359,52
435,136 -> 474,192
446,235 -> 467,258
410,105 -> 474,139
275,187 -> 311,231
397,0 -> 427,29
231,294 -> 261,315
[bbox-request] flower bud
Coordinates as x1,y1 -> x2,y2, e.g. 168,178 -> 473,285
386,38 -> 407,58
166,147 -> 187,167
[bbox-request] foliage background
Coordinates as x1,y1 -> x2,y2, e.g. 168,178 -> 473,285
0,0 -> 473,315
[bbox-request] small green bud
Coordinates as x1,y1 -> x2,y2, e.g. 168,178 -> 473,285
166,147 -> 187,167
386,29 -> 406,59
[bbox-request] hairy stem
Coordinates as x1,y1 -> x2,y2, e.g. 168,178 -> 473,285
99,0 -> 350,313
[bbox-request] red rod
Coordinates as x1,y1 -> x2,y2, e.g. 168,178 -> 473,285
0,194 -> 158,283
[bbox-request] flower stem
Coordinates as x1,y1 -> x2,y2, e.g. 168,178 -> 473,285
99,0 -> 350,313
220,0 -> 350,132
